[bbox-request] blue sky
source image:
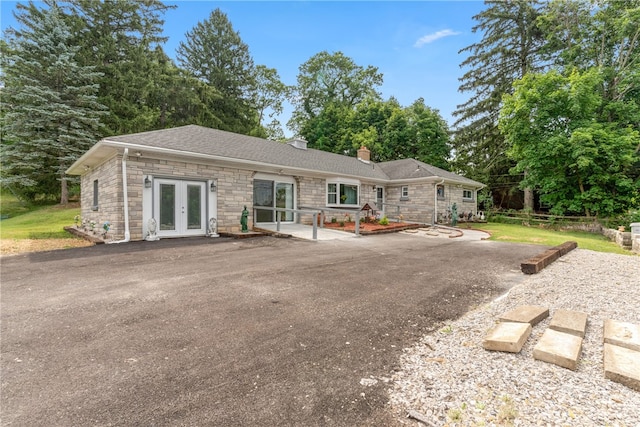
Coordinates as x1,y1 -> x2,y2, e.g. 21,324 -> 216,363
1,1 -> 486,135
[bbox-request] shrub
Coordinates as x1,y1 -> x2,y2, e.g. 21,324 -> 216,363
379,216 -> 389,225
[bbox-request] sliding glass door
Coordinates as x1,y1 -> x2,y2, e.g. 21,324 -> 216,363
253,177 -> 295,223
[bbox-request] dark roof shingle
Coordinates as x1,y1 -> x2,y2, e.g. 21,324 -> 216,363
100,125 -> 483,186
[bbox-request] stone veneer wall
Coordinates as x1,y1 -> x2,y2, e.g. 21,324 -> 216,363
385,183 -> 477,224
79,152 -> 481,239
386,183 -> 433,223
132,157 -> 254,237
296,176 -> 325,224
80,154 -> 256,240
446,185 -> 478,221
80,155 -> 122,236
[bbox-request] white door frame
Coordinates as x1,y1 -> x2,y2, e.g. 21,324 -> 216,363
153,178 -> 207,238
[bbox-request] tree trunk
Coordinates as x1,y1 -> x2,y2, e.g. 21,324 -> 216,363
60,173 -> 69,205
524,187 -> 534,212
523,169 -> 534,212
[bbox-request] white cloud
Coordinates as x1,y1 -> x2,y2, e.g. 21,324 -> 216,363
414,29 -> 461,47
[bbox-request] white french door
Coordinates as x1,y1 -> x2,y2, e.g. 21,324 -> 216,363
154,179 -> 207,237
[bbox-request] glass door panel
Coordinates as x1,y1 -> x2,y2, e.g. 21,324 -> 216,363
186,184 -> 202,229
159,183 -> 176,231
253,179 -> 274,223
276,183 -> 294,221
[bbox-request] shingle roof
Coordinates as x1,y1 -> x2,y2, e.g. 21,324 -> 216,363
104,125 -> 388,180
378,158 -> 483,187
93,125 -> 482,186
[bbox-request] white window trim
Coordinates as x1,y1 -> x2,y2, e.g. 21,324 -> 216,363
463,188 -> 474,201
326,178 -> 360,207
400,185 -> 409,200
253,173 -> 297,223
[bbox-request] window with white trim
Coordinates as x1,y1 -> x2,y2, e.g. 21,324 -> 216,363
401,186 -> 409,199
463,189 -> 474,201
92,179 -> 99,210
437,185 -> 445,200
326,180 -> 360,206
327,183 -> 337,204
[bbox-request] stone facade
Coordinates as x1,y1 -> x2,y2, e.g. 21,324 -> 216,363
384,183 -> 477,224
80,155 -> 122,237
78,151 -> 481,241
295,176 -> 325,224
80,154 -> 257,240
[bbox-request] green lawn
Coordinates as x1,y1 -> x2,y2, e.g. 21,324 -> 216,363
0,192 -> 80,239
463,222 -> 633,255
0,189 -> 635,256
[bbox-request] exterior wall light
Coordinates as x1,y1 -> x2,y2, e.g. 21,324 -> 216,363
144,176 -> 152,188
210,181 -> 217,192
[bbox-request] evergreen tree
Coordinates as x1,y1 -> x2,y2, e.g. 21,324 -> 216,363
1,1 -> 106,204
146,46 -> 222,130
177,8 -> 256,134
66,0 -> 175,135
452,0 -> 546,210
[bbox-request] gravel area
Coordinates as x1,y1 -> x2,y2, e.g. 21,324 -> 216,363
389,249 -> 640,426
0,238 -> 94,256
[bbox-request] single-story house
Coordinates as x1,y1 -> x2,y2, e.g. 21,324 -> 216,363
66,125 -> 484,241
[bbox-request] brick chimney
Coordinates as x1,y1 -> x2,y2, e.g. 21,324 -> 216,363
357,146 -> 370,162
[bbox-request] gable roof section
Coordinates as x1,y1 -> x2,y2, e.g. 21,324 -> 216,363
68,125 -> 483,187
378,158 -> 483,187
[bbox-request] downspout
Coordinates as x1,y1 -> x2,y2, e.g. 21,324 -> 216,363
434,178 -> 445,225
109,148 -> 131,244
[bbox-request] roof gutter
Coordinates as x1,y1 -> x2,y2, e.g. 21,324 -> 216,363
108,148 -> 131,244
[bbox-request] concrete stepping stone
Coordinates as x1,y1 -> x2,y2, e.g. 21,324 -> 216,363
483,322 -> 532,353
604,343 -> 640,391
604,319 -> 640,351
499,305 -> 549,326
533,328 -> 583,370
549,309 -> 588,338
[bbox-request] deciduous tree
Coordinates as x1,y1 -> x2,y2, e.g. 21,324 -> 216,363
289,51 -> 383,135
500,69 -> 639,217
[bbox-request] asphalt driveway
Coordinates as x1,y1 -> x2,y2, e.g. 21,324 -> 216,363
1,234 -> 544,426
